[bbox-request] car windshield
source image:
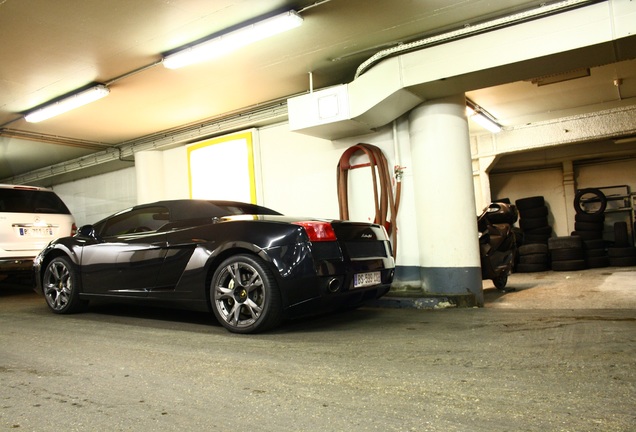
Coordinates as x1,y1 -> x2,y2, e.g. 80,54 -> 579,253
0,188 -> 71,214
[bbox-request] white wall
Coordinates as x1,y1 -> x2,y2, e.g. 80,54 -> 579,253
257,124 -> 341,218
332,118 -> 419,267
53,167 -> 137,226
575,159 -> 636,192
489,158 -> 636,239
259,122 -> 420,268
162,146 -> 189,199
46,117 -> 454,289
50,117 -> 636,269
575,159 -> 636,240
490,168 -> 568,236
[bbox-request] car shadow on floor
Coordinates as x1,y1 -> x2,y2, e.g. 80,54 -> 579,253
274,307 -> 387,334
25,298 -> 388,335
83,301 -> 221,329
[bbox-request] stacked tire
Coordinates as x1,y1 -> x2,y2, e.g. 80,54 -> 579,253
572,188 -> 606,241
515,196 -> 552,245
608,221 -> 636,267
548,236 -> 587,271
572,188 -> 609,268
514,196 -> 552,273
583,239 -> 610,268
516,243 -> 550,273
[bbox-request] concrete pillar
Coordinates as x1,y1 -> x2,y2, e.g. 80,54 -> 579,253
562,160 -> 576,234
409,95 -> 483,306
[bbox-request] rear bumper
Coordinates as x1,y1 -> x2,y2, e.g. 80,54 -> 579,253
284,283 -> 392,319
0,257 -> 35,273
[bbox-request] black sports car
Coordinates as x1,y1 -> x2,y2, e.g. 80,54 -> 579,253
34,200 -> 395,333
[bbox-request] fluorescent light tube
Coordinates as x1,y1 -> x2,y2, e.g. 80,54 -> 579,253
25,85 -> 110,123
469,112 -> 502,133
163,10 -> 303,69
466,101 -> 502,133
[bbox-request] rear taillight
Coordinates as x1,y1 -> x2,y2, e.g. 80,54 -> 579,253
293,221 -> 337,242
71,223 -> 78,236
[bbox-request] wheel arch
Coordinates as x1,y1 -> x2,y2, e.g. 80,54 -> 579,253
202,243 -> 287,308
36,244 -> 81,292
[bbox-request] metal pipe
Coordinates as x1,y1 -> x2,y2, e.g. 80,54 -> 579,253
354,0 -> 599,79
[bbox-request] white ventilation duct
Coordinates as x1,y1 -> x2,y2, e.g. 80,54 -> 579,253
288,0 -> 636,139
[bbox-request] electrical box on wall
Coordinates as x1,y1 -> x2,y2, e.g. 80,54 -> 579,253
288,85 -> 375,140
288,85 -> 349,128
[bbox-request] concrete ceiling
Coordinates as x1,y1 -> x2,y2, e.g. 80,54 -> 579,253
1,0 -> 635,183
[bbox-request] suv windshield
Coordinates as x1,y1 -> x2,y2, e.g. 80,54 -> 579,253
0,189 -> 71,214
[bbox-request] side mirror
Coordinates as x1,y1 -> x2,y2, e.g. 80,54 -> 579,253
77,225 -> 99,240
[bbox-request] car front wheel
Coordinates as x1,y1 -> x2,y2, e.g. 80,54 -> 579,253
42,256 -> 87,314
210,254 -> 282,334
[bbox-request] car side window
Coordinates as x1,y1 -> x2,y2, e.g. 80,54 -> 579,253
100,206 -> 170,237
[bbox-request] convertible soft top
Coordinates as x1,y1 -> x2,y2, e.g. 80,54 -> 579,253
137,199 -> 282,221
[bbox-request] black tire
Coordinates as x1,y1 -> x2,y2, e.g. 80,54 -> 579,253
584,239 -> 607,250
518,243 -> 549,255
575,212 -> 605,223
519,253 -> 549,265
609,256 -> 636,267
515,263 -> 550,273
585,248 -> 607,258
42,256 -> 88,314
548,236 -> 583,250
519,205 -> 548,218
613,222 -> 630,247
515,196 -> 545,211
551,259 -> 587,271
550,247 -> 585,261
586,256 -> 610,268
574,221 -> 604,232
574,188 -> 606,215
520,216 -> 549,231
571,230 -> 603,241
523,233 -> 551,244
523,225 -> 552,236
210,254 -> 283,334
607,247 -> 636,258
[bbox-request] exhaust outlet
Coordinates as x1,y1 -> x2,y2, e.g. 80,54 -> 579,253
327,277 -> 341,293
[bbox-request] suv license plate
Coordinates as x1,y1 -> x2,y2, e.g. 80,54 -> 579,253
353,271 -> 381,289
19,227 -> 53,237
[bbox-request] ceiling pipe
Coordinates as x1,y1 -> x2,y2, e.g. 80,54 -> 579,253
2,100 -> 290,185
354,0 -> 599,79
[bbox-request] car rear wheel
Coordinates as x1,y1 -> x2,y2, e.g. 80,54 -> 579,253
42,256 -> 87,314
210,254 -> 282,334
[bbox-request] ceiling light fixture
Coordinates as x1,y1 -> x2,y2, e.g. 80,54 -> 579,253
466,99 -> 502,133
25,85 -> 110,123
163,10 -> 303,69
528,68 -> 590,86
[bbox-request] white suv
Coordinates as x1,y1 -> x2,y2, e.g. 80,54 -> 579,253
0,184 -> 76,278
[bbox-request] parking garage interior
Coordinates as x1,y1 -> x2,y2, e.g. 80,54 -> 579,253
1,1 -> 635,430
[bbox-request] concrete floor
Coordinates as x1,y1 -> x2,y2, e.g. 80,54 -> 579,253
1,267 -> 635,431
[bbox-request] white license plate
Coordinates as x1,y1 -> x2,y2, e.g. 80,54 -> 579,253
19,227 -> 53,237
353,271 -> 381,288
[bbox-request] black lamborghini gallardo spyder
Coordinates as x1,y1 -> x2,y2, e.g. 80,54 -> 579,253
34,200 -> 395,333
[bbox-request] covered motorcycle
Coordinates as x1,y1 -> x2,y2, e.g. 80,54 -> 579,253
478,202 -> 518,290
